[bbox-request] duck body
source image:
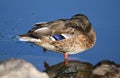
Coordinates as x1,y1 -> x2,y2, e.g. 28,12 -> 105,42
18,14 -> 96,55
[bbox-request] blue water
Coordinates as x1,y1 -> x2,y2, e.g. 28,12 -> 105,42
0,0 -> 120,71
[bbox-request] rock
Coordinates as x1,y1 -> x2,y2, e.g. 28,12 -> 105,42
1,58 -> 120,78
44,60 -> 120,78
0,58 -> 49,78
44,60 -> 93,78
90,60 -> 120,78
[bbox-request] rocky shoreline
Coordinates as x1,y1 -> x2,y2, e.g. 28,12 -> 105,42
0,58 -> 120,78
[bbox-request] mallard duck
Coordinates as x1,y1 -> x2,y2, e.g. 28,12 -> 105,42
18,14 -> 96,65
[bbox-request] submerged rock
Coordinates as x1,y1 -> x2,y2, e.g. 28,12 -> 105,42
0,58 -> 49,78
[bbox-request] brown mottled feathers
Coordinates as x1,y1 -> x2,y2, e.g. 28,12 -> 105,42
18,14 -> 96,54
30,14 -> 91,36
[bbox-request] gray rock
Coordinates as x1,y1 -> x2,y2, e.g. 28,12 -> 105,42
0,58 -> 49,78
90,60 -> 120,78
1,58 -> 120,78
44,60 -> 120,78
44,60 -> 93,78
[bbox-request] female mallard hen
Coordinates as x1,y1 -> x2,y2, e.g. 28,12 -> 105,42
18,14 -> 96,65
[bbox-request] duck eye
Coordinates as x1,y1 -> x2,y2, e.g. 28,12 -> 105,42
53,34 -> 65,41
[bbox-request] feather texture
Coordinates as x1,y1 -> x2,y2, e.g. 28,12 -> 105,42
18,14 -> 96,54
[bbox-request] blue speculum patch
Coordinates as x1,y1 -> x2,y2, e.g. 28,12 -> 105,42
53,34 -> 65,41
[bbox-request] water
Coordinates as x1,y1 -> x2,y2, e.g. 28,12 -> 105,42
0,0 -> 120,71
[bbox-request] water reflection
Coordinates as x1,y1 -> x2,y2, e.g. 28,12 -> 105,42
44,60 -> 93,78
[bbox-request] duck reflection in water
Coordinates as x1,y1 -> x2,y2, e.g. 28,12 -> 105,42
18,14 -> 96,65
